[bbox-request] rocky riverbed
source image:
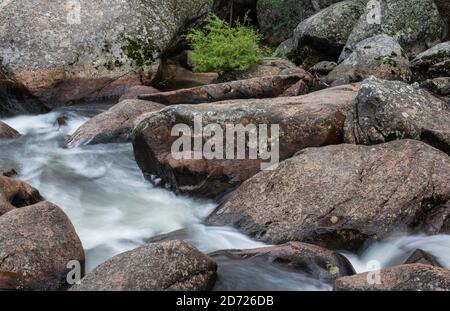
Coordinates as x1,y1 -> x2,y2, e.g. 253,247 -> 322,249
1,0 -> 450,291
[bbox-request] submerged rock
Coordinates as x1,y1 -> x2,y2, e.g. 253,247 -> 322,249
292,0 -> 366,65
207,140 -> 450,249
344,77 -> 450,155
210,242 -> 355,282
327,35 -> 411,84
66,99 -> 165,147
0,176 -> 43,216
132,83 -> 359,198
334,264 -> 450,291
139,73 -> 313,105
411,42 -> 450,80
403,249 -> 442,267
70,240 -> 217,291
0,122 -> 20,139
0,202 -> 85,290
0,0 -> 213,106
339,0 -> 447,62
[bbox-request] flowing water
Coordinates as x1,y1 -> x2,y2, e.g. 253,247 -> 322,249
1,106 -> 449,290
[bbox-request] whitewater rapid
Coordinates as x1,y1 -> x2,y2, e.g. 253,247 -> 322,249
1,105 -> 449,290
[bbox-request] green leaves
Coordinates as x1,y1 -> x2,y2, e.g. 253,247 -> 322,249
187,15 -> 263,75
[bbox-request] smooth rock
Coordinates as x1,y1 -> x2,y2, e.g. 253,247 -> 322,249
0,122 -> 20,139
132,83 -> 360,198
0,176 -> 43,216
70,240 -> 217,291
334,264 -> 450,291
0,202 -> 85,290
66,99 -> 165,147
207,140 -> 450,249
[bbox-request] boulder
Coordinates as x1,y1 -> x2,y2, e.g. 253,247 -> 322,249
0,176 -> 43,216
139,73 -> 314,105
0,202 -> 85,290
132,83 -> 360,198
340,0 -> 447,62
411,42 -> 450,80
327,35 -> 411,84
0,122 -> 20,139
207,140 -> 450,249
0,67 -> 48,117
344,77 -> 450,155
334,264 -> 450,291
70,240 -> 216,291
257,0 -> 341,46
210,242 -> 355,282
273,38 -> 295,60
435,0 -> 450,40
66,99 -> 165,147
218,57 -> 303,82
404,249 -> 442,267
119,85 -> 159,102
310,61 -> 337,76
0,0 -> 213,106
421,77 -> 450,97
292,0 -> 366,66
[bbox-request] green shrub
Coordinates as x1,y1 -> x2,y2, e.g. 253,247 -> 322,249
186,15 -> 263,75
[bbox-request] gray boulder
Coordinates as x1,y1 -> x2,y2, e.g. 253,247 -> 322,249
66,99 -> 165,147
411,42 -> 450,80
292,0 -> 366,66
257,0 -> 341,46
327,35 -> 411,84
0,202 -> 85,290
344,77 -> 450,155
207,140 -> 450,250
0,0 -> 213,106
70,240 -> 217,291
340,0 -> 447,62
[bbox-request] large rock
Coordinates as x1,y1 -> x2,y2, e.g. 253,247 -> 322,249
218,57 -> 303,82
435,0 -> 450,40
257,0 -> 341,46
411,42 -> 450,80
340,0 -> 447,62
0,0 -> 213,107
334,264 -> 450,291
207,140 -> 450,249
0,176 -> 43,216
0,122 -> 20,139
118,85 -> 159,102
70,240 -> 217,291
66,99 -> 165,147
0,202 -> 85,290
139,73 -> 314,105
0,67 -> 48,117
327,35 -> 411,84
132,83 -> 360,198
210,242 -> 355,282
292,0 -> 366,66
344,77 -> 450,155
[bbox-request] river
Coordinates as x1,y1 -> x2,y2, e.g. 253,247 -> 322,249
1,105 -> 449,290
